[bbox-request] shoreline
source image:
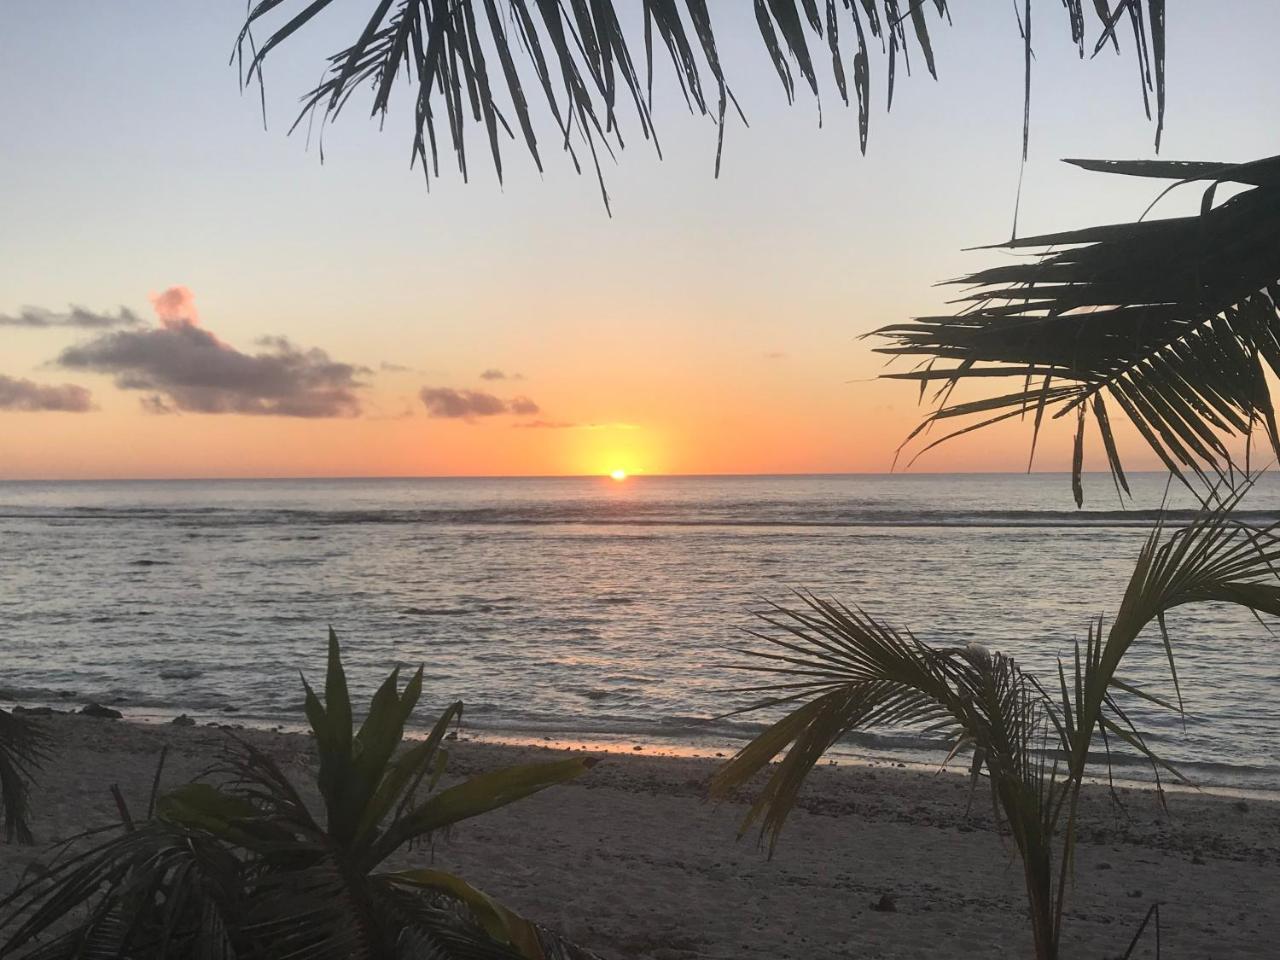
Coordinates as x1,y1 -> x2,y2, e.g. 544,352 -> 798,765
3,714 -> 1278,958
10,701 -> 1280,802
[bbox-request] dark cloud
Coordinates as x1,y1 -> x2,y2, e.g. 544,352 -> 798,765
419,387 -> 540,420
479,368 -> 523,381
0,306 -> 143,329
419,387 -> 507,419
57,310 -> 366,418
0,374 -> 92,412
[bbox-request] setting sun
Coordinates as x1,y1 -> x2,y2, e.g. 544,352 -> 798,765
610,469 -> 628,481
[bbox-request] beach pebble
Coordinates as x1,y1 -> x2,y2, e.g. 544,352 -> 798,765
870,893 -> 897,912
80,702 -> 122,720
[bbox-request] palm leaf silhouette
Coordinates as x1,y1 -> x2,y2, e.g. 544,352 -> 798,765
0,708 -> 47,845
876,156 -> 1280,502
234,1 -> 1165,209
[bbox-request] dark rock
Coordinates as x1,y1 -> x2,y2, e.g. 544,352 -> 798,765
633,745 -> 643,751
1234,799 -> 1249,813
171,714 -> 196,727
13,706 -> 54,716
445,731 -> 458,741
870,893 -> 897,913
80,702 -> 122,720
1128,890 -> 1143,898
1096,862 -> 1112,870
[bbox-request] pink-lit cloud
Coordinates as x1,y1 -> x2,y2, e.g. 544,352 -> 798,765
56,287 -> 367,417
148,285 -> 200,330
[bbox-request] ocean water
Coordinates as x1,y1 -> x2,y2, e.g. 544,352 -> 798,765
1,473 -> 1278,789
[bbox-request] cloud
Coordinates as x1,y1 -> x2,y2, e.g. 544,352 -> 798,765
419,387 -> 540,420
57,286 -> 366,417
149,285 -> 199,329
479,368 -> 523,381
380,361 -> 415,373
0,306 -> 143,329
0,374 -> 92,412
763,350 -> 787,360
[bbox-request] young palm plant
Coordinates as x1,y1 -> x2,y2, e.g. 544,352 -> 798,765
0,707 -> 45,845
0,630 -> 599,960
711,490 -> 1280,960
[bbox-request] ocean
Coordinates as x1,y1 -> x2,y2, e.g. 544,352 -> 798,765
2,473 -> 1278,790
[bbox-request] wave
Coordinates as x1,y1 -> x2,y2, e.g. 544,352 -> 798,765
4,505 -> 1277,530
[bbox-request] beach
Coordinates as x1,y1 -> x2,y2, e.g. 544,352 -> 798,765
3,714 -> 1277,959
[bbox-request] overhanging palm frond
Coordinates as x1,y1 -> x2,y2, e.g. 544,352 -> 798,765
235,1 -> 1165,209
0,707 -> 47,845
875,155 -> 1280,503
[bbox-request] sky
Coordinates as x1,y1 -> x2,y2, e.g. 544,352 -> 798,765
1,2 -> 1278,479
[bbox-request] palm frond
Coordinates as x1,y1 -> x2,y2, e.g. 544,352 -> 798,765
0,819 -> 246,959
710,594 -> 1052,853
0,707 -> 48,845
876,155 -> 1280,502
235,1 -> 1165,208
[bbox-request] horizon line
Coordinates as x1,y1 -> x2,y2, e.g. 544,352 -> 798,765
0,469 -> 1177,484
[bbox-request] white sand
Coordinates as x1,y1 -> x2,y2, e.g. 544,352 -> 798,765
3,715 -> 1278,959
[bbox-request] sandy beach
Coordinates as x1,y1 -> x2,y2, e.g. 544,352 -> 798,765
1,714 -> 1277,959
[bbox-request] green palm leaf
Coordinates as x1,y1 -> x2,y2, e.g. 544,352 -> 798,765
716,493 -> 1280,959
0,633 -> 600,960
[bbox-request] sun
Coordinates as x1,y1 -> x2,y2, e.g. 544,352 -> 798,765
609,468 -> 628,481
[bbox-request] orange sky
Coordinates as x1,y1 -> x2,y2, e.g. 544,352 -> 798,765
2,4 -> 1276,480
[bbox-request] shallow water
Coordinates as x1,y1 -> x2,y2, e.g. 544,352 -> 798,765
1,473 -> 1278,788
